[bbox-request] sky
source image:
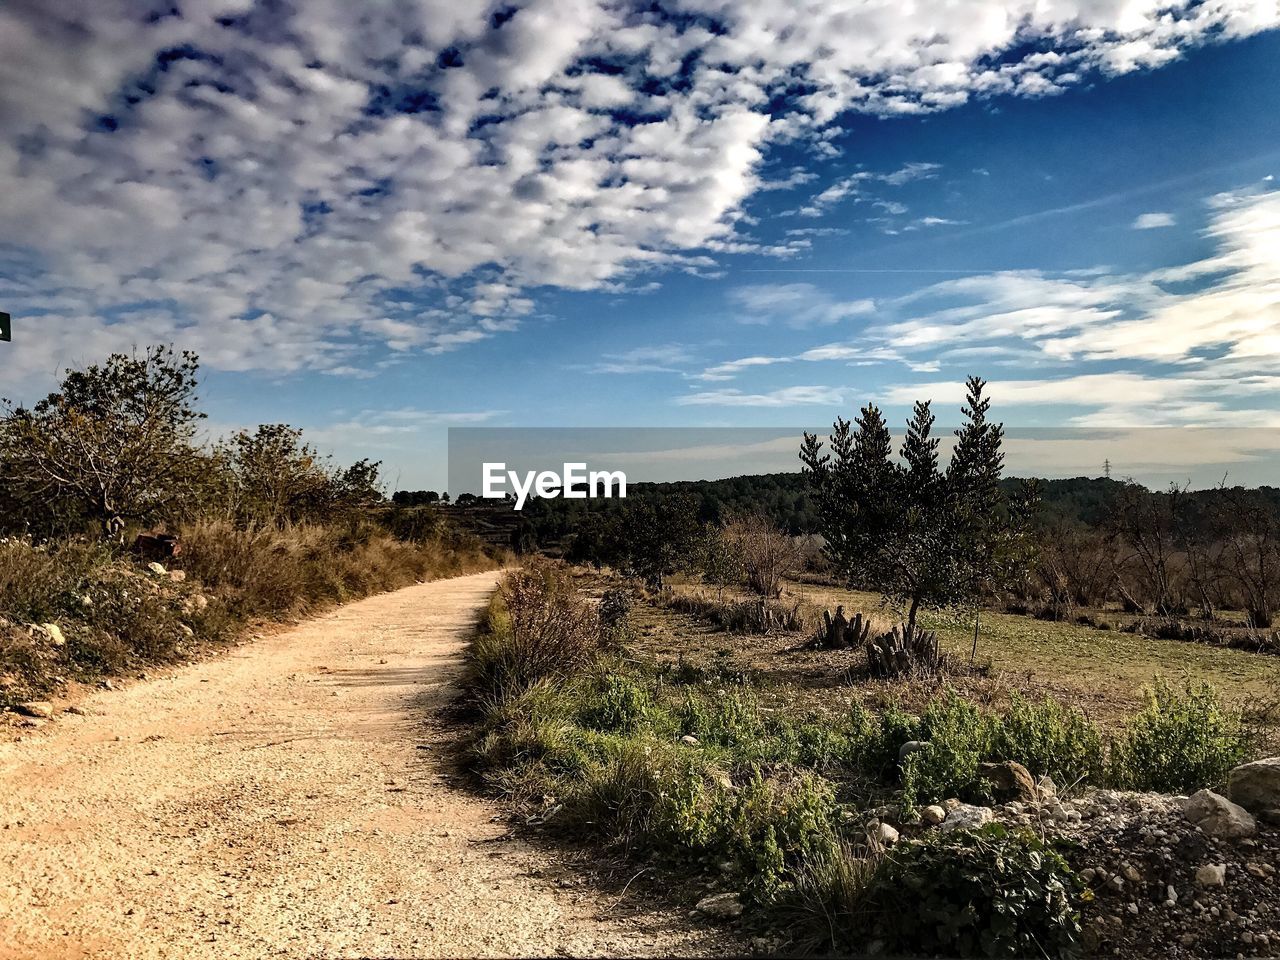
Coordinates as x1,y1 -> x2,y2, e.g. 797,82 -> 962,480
2,0 -> 1279,491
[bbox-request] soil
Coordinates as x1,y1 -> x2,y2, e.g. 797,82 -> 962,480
0,571 -> 736,959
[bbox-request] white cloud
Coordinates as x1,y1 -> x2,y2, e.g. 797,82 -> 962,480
1,0 -> 1277,391
584,343 -> 695,374
1133,211 -> 1177,229
692,187 -> 1280,424
729,283 -> 875,326
675,385 -> 845,407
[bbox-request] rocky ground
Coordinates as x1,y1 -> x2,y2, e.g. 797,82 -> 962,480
873,763 -> 1280,960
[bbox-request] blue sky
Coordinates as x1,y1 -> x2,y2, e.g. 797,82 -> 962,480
2,2 -> 1279,490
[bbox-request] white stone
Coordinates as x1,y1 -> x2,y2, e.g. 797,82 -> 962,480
1184,789 -> 1257,839
938,804 -> 993,833
1195,864 -> 1226,887
696,892 -> 743,919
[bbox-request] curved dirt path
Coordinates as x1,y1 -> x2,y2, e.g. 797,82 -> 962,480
0,572 -> 732,959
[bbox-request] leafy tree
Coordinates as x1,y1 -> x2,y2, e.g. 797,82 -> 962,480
801,377 -> 1036,642
598,494 -> 702,588
222,424 -> 381,525
0,346 -> 207,538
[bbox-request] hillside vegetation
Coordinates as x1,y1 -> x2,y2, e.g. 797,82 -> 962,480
0,347 -> 497,714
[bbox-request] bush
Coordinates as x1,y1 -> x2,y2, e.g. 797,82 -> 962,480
900,694 -> 996,805
597,588 -> 632,643
993,694 -> 1104,788
863,825 -> 1081,958
664,591 -> 805,634
467,565 -> 603,701
1109,678 -> 1251,792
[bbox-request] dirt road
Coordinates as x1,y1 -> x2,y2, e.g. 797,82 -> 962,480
0,572 -> 730,959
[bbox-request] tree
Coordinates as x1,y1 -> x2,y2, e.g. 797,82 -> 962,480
722,511 -> 801,598
801,376 -> 1036,644
0,346 -> 206,537
1210,485 -> 1280,628
696,524 -> 745,600
222,424 -> 382,525
606,494 -> 702,588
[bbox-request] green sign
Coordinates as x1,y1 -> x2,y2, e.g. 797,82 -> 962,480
0,311 -> 9,342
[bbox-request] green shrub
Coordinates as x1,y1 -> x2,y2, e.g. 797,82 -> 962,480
678,686 -> 765,747
723,768 -> 841,903
993,694 -> 1104,787
864,825 -> 1081,958
856,704 -> 922,777
897,694 -> 994,805
1109,678 -> 1251,792
568,738 -> 720,853
578,673 -> 658,733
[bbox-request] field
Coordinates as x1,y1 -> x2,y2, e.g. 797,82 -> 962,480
646,576 -> 1280,740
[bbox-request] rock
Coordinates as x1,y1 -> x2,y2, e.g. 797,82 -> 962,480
147,561 -> 167,575
938,803 -> 993,833
101,679 -> 115,691
871,822 -> 899,845
680,735 -> 700,746
1227,757 -> 1280,813
168,569 -> 186,583
1122,864 -> 1143,883
193,594 -> 208,611
898,740 -> 926,764
977,761 -> 1038,802
921,804 -> 947,826
1259,809 -> 1280,826
1183,789 -> 1257,839
1195,864 -> 1226,887
1037,775 -> 1058,799
695,892 -> 743,920
14,701 -> 53,719
179,624 -> 194,638
35,623 -> 66,647
64,705 -> 86,716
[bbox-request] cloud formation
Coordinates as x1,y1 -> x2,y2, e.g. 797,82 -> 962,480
1,0 -> 1276,389
694,186 -> 1280,423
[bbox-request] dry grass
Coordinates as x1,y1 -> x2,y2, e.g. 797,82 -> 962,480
178,519 -> 492,620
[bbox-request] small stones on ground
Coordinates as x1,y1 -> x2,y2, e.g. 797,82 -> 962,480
168,569 -> 187,583
695,891 -> 743,920
147,562 -> 167,576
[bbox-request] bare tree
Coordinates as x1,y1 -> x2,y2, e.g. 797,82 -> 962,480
1211,485 -> 1280,629
723,511 -> 801,599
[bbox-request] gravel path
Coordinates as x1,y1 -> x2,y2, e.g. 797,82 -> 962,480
0,571 -> 730,959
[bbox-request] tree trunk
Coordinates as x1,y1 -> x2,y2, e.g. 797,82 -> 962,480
905,594 -> 921,643
970,608 -> 980,663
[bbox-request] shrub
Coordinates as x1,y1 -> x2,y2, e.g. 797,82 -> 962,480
993,694 -> 1104,787
1109,678 -> 1251,792
723,767 -> 841,903
578,672 -> 658,734
900,693 -> 996,805
863,825 -> 1081,958
467,564 -> 603,700
664,591 -> 805,634
597,588 -> 632,643
569,738 -> 720,853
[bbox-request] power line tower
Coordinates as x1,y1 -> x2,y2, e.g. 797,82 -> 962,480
1103,458 -> 1111,479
